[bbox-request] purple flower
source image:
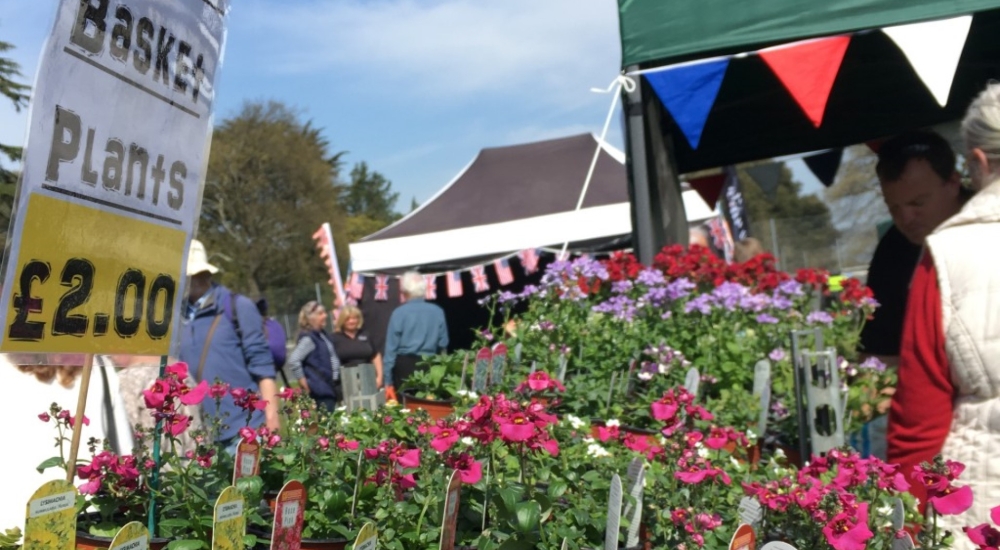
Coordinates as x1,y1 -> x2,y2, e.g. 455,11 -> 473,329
592,295 -> 637,321
636,268 -> 665,287
806,311 -> 834,325
665,278 -> 696,301
756,313 -> 779,324
859,356 -> 887,372
770,295 -> 794,310
643,286 -> 669,306
771,400 -> 790,419
776,280 -> 804,297
739,293 -> 771,312
768,348 -> 786,362
497,291 -> 518,303
660,311 -> 673,320
683,294 -> 714,315
537,320 -> 555,331
711,282 -> 750,311
611,280 -> 633,294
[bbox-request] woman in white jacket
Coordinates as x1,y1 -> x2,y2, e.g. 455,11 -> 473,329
0,355 -> 134,532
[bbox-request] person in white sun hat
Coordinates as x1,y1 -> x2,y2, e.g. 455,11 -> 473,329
178,239 -> 279,453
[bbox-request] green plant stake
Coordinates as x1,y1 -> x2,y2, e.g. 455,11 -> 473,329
147,354 -> 168,535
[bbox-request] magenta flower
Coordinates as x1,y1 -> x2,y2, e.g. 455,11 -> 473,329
179,380 -> 209,406
822,503 -> 874,550
929,485 -> 974,515
446,453 -> 483,484
390,445 -> 421,468
595,425 -> 620,443
209,382 -> 229,399
514,371 -> 566,393
318,437 -> 330,450
705,427 -> 729,450
651,398 -> 679,421
336,436 -> 360,451
498,413 -> 535,442
38,412 -> 51,422
428,425 -> 460,453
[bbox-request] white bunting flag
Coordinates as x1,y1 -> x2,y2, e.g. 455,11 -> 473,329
882,16 -> 972,107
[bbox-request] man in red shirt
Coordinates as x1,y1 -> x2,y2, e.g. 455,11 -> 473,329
888,83 -> 1000,540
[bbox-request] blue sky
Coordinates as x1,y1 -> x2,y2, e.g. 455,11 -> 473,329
0,0 -> 821,211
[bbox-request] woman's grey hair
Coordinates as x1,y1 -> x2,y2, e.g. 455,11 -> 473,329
962,82 -> 1000,175
400,271 -> 426,299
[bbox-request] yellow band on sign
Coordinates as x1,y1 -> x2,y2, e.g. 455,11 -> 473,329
2,193 -> 186,354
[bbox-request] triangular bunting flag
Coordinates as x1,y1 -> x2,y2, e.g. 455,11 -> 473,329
803,148 -> 844,187
644,57 -> 730,149
759,36 -> 851,127
746,163 -> 783,198
882,16 -> 972,107
688,173 -> 727,208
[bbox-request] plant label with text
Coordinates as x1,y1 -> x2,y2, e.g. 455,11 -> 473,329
233,440 -> 260,484
473,347 -> 491,392
623,458 -> 645,548
23,480 -> 77,550
108,522 -> 149,550
354,522 -> 377,550
212,486 -> 245,550
270,480 -> 305,550
685,367 -> 700,396
605,474 -> 622,550
729,523 -> 756,550
439,470 -> 461,550
490,342 -> 508,387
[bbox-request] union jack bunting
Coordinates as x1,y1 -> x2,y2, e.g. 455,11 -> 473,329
494,258 -> 514,286
446,271 -> 463,298
374,275 -> 390,301
471,265 -> 489,293
519,248 -> 539,274
350,273 -> 365,300
424,275 -> 437,300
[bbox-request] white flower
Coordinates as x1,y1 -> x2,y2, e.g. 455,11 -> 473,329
587,443 -> 611,458
774,447 -> 786,459
638,372 -> 653,381
606,419 -> 621,428
401,408 -> 412,414
457,389 -> 478,399
745,429 -> 758,444
658,363 -> 669,374
565,414 -> 586,430
730,456 -> 742,469
336,405 -> 347,412
697,445 -> 709,458
461,437 -> 475,446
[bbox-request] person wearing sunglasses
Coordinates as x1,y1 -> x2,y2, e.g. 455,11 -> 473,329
286,300 -> 343,411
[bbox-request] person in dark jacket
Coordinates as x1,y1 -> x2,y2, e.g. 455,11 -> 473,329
286,300 -> 343,411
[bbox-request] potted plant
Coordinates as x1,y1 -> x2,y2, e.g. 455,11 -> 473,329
398,356 -> 464,420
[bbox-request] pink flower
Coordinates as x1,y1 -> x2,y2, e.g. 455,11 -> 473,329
670,509 -> 689,525
965,523 -> 1000,549
397,473 -> 417,489
651,399 -> 679,421
676,468 -> 710,484
364,448 -> 380,460
623,433 -> 650,453
514,371 -> 566,393
266,434 -> 282,448
179,380 -> 209,406
79,477 -> 102,495
929,485 -> 974,516
336,436 -> 359,451
318,437 -> 330,450
538,437 -> 560,457
428,425 -> 460,453
822,503 -> 874,550
143,380 -> 169,410
390,445 -> 421,468
498,413 -> 536,442
705,427 -> 729,450
38,412 -> 50,422
239,426 -> 257,444
446,453 -> 483,484
209,382 -> 229,399
165,362 -> 189,379
595,425 -> 620,443
469,396 -> 493,423
164,414 -> 190,437
68,415 -> 90,428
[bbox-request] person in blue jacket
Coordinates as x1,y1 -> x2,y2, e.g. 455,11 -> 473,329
179,240 -> 279,451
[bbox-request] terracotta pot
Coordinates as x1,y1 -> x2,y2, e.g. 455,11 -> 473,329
400,391 -> 456,420
723,440 -> 763,469
76,531 -> 172,550
250,528 -> 348,550
777,444 -> 805,468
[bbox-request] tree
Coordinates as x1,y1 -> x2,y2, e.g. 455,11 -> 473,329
340,161 -> 400,224
409,196 -> 419,212
739,163 -> 842,272
200,100 -> 345,306
822,146 -> 888,268
0,38 -> 30,241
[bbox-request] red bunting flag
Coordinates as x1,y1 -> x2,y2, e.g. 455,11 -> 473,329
374,275 -> 389,301
758,36 -> 851,128
424,275 -> 437,300
471,265 -> 489,293
688,173 -> 727,208
447,271 -> 463,298
349,273 -> 364,300
519,249 -> 539,274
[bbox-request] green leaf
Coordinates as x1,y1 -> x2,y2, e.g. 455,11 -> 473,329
513,501 -> 541,534
35,456 -> 63,473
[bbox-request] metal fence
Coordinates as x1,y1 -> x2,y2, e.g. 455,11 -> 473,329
749,216 -> 881,279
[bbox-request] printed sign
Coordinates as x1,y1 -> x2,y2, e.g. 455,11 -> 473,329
233,440 -> 260,484
211,486 -> 245,550
556,354 -> 568,383
753,360 -> 771,438
108,522 -> 149,550
490,342 -> 508,387
623,458 -> 645,548
891,497 -> 904,531
605,474 -> 622,550
23,480 -> 77,549
439,470 -> 461,550
684,367 -> 701,397
0,0 -> 229,354
738,497 -> 763,527
760,543 -> 797,550
473,347 -> 491,392
513,342 -> 522,366
353,522 -> 377,550
270,480 -> 305,550
728,523 -> 756,550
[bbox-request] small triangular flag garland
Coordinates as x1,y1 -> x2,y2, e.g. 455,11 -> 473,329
746,163 -> 783,198
688,173 -> 727,208
644,57 -> 730,149
803,148 -> 844,188
758,36 -> 851,127
882,16 -> 972,107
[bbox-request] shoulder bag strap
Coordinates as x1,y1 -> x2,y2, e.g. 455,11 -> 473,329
197,313 -> 225,382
